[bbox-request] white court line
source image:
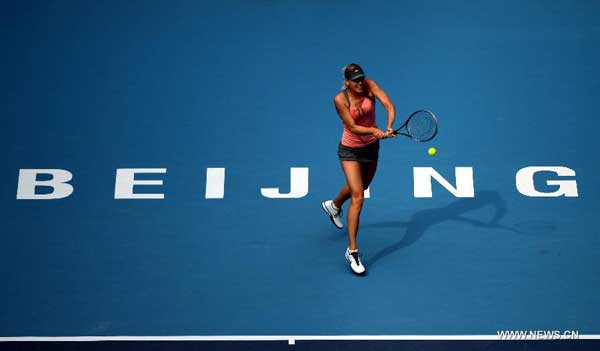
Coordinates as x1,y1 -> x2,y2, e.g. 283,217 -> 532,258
1,335 -> 599,342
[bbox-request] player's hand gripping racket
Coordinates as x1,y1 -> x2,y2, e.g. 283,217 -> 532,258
392,109 -> 438,142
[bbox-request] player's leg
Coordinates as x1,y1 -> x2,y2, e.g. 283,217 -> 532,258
340,160 -> 367,275
340,160 -> 365,250
328,160 -> 377,221
332,183 -> 351,209
361,160 -> 378,190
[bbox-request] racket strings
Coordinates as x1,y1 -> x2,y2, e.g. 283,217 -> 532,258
407,111 -> 436,141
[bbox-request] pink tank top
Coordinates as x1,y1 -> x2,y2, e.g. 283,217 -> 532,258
341,91 -> 378,148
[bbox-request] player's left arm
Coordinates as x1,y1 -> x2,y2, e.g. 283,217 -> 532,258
366,79 -> 396,135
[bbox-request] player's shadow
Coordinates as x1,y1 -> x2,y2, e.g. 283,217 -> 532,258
363,190 -> 509,268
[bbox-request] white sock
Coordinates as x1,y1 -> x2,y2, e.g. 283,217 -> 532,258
348,248 -> 358,253
331,202 -> 340,210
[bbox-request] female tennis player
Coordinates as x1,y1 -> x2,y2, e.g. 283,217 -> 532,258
322,63 -> 396,275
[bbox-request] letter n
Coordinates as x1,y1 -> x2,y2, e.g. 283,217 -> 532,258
413,167 -> 474,198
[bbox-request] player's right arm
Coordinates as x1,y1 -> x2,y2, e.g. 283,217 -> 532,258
334,94 -> 385,139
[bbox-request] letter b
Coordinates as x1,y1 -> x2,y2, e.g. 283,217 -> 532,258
17,169 -> 74,200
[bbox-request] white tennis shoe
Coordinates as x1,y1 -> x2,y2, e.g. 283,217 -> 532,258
345,248 -> 366,275
321,200 -> 343,229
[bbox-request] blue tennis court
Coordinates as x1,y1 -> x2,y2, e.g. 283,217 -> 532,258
2,1 -> 600,350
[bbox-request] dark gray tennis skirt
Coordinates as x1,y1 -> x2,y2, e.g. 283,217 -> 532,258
337,141 -> 380,162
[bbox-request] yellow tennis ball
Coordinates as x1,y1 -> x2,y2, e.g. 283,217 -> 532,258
428,147 -> 437,156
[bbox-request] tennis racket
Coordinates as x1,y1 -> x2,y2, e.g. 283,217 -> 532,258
392,109 -> 438,142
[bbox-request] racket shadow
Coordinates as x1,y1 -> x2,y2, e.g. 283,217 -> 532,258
363,190 -> 509,268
